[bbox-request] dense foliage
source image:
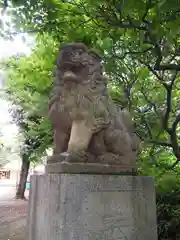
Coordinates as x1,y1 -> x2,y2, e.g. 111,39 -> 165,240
1,0 -> 180,238
3,0 -> 179,166
157,190 -> 180,239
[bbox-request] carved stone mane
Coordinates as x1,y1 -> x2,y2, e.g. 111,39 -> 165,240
50,42 -> 112,130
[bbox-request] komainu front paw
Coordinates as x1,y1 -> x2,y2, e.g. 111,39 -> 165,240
61,151 -> 87,163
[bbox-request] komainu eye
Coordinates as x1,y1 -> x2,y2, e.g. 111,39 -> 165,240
78,50 -> 83,55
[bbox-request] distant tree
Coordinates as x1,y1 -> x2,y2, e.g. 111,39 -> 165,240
10,107 -> 51,199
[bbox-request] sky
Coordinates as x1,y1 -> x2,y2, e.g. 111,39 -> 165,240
0,34 -> 31,59
0,10 -> 37,168
0,34 -> 31,145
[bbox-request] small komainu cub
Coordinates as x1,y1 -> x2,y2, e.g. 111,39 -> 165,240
49,43 -> 139,165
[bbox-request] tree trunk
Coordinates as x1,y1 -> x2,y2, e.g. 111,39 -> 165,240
16,154 -> 30,199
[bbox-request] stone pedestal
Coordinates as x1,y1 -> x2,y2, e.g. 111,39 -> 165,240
27,174 -> 158,240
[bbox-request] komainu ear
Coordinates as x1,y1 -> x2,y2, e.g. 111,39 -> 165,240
88,48 -> 102,61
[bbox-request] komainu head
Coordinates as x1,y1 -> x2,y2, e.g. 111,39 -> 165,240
58,42 -> 88,70
56,42 -> 104,87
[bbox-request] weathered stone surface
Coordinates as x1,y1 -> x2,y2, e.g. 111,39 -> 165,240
27,174 -> 158,240
46,162 -> 136,174
46,154 -> 136,174
48,42 -> 140,166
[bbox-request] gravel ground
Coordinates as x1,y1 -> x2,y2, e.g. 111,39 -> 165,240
0,200 -> 28,240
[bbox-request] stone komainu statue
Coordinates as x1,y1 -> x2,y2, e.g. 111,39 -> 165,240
48,43 -> 139,166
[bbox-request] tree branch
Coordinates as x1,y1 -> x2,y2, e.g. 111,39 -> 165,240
169,159 -> 180,169
155,63 -> 180,71
148,140 -> 172,148
142,0 -> 153,23
98,6 -> 147,30
162,71 -> 177,132
141,61 -> 165,83
144,118 -> 153,139
171,113 -> 180,160
163,88 -> 173,133
115,47 -> 153,60
162,9 -> 180,23
139,86 -> 160,117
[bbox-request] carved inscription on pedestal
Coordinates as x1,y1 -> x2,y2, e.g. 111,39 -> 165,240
80,192 -> 135,240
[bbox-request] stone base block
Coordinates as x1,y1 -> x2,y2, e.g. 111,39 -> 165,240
27,174 -> 158,240
46,154 -> 136,174
46,162 -> 136,174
